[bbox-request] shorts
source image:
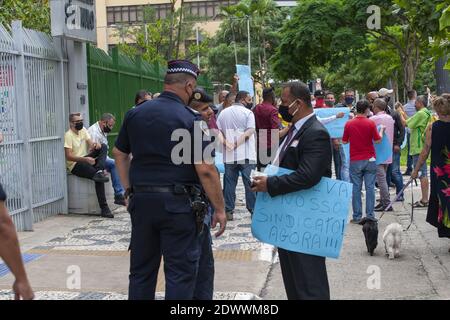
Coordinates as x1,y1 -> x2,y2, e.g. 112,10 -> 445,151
0,182 -> 6,201
412,155 -> 427,178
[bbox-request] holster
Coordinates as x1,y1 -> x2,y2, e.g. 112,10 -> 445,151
183,185 -> 208,235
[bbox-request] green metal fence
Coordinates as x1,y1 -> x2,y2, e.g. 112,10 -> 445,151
86,44 -> 214,149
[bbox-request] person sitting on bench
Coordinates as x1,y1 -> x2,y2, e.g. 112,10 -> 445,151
64,112 -> 113,218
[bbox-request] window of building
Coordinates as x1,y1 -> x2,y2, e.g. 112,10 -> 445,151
184,0 -> 238,19
154,3 -> 172,19
106,4 -> 173,26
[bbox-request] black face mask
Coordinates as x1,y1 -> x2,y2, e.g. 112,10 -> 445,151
103,125 -> 112,133
279,105 -> 293,123
74,122 -> 83,131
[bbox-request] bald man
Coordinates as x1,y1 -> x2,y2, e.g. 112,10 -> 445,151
215,90 -> 230,115
366,91 -> 379,105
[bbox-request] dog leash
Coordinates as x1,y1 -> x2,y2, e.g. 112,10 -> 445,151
380,178 -> 413,221
405,179 -> 415,231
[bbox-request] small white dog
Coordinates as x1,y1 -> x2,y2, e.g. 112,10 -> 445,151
383,223 -> 403,259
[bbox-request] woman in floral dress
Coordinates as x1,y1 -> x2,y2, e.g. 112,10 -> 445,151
412,95 -> 450,251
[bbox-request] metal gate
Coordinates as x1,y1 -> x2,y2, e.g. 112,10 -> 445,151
0,21 -> 67,231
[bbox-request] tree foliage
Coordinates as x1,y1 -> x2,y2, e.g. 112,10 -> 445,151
116,5 -> 209,66
271,0 -> 447,93
0,0 -> 50,33
207,0 -> 290,84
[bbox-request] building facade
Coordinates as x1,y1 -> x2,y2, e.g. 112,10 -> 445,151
95,0 -> 241,52
95,0 -> 295,52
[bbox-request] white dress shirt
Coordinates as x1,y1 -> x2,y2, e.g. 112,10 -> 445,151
88,122 -> 108,147
272,113 -> 316,166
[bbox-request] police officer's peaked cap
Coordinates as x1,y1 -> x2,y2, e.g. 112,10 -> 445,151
191,87 -> 213,103
167,60 -> 200,79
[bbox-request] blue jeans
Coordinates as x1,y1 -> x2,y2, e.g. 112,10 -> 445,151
223,161 -> 256,214
339,145 -> 350,182
105,157 -> 125,196
388,150 -> 404,198
406,132 -> 413,172
350,160 -> 377,221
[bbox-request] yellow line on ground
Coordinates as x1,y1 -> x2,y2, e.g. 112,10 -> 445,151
26,249 -> 256,261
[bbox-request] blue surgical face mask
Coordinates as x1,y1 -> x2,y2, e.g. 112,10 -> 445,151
345,97 -> 354,105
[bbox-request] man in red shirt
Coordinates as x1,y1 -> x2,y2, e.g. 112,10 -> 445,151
342,100 -> 385,223
253,88 -> 289,170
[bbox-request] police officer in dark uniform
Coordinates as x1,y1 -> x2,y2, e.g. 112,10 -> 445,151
113,60 -> 227,300
186,88 -> 219,300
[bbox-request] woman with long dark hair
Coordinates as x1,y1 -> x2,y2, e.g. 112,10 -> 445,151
412,94 -> 450,251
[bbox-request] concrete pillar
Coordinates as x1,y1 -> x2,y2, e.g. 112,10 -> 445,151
66,39 -> 90,125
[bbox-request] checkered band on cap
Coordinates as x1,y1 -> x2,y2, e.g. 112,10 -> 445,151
167,60 -> 200,78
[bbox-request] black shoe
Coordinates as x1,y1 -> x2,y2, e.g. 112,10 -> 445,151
226,211 -> 234,221
101,207 -> 114,218
374,203 -> 388,212
384,206 -> 394,212
374,203 -> 384,210
93,172 -> 109,183
403,170 -> 412,176
114,194 -> 126,206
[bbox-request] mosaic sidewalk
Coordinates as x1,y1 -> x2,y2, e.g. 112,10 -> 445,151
0,182 -> 275,300
0,290 -> 260,300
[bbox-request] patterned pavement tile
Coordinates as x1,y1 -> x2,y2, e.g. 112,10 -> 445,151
30,196 -> 269,254
0,254 -> 44,278
0,290 -> 260,300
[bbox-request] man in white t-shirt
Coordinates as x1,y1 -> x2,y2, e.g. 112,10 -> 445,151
88,113 -> 126,206
217,91 -> 257,221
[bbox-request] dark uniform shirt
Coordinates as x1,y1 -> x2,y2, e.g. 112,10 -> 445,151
115,91 -> 208,187
0,182 -> 6,201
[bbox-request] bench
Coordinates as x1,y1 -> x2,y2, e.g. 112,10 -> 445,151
67,173 -> 114,214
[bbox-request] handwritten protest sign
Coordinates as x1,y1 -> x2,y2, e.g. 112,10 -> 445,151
375,132 -> 393,164
251,165 -> 352,259
342,126 -> 392,165
314,107 -> 349,138
236,65 -> 254,97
